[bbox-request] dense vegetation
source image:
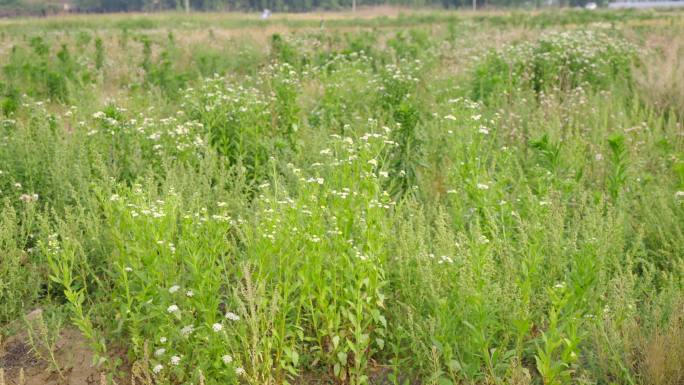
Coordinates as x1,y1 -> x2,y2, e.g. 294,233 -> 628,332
1,9 -> 684,385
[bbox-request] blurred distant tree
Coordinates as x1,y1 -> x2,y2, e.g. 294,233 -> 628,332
16,0 -> 615,14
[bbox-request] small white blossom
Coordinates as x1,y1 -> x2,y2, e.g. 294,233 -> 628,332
186,290 -> 194,297
222,355 -> 233,364
170,356 -> 181,366
180,325 -> 194,336
154,348 -> 166,357
235,367 -> 245,376
168,285 -> 181,294
476,183 -> 489,190
437,255 -> 454,264
225,312 -> 240,321
152,364 -> 163,374
167,304 -> 179,313
212,323 -> 223,332
159,337 -> 167,343
19,194 -> 39,203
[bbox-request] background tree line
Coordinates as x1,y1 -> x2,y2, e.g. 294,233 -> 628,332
0,0 -> 602,16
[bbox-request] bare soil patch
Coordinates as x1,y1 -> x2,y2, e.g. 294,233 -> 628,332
0,329 -> 100,385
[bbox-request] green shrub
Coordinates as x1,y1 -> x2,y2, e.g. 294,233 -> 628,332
0,201 -> 45,324
471,30 -> 637,103
182,76 -> 274,179
1,36 -> 94,103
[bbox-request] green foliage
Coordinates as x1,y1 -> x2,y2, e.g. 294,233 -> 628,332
0,11 -> 683,385
270,33 -> 302,68
607,133 -> 628,200
1,36 -> 99,103
182,77 -> 274,180
94,37 -> 105,70
0,201 -> 44,324
471,30 -> 637,103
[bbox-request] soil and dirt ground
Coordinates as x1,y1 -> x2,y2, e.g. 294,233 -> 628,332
1,328 -> 100,385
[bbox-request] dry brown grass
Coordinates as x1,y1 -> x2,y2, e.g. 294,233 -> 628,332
636,27 -> 684,117
0,6 -> 422,31
638,304 -> 684,385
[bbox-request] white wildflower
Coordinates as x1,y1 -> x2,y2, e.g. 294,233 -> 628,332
225,312 -> 240,321
166,304 -> 179,313
212,323 -> 223,332
170,356 -> 181,366
222,355 -> 233,364
152,364 -> 163,374
180,325 -> 194,336
19,194 -> 38,203
168,285 -> 181,294
437,255 -> 454,264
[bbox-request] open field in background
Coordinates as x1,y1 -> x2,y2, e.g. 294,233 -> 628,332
1,8 -> 684,385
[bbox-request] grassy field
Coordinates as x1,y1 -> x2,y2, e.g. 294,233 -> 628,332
0,8 -> 683,385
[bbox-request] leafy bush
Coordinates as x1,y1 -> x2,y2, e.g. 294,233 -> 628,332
0,36 -> 99,104
182,77 -> 274,179
0,201 -> 45,324
471,30 -> 637,102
